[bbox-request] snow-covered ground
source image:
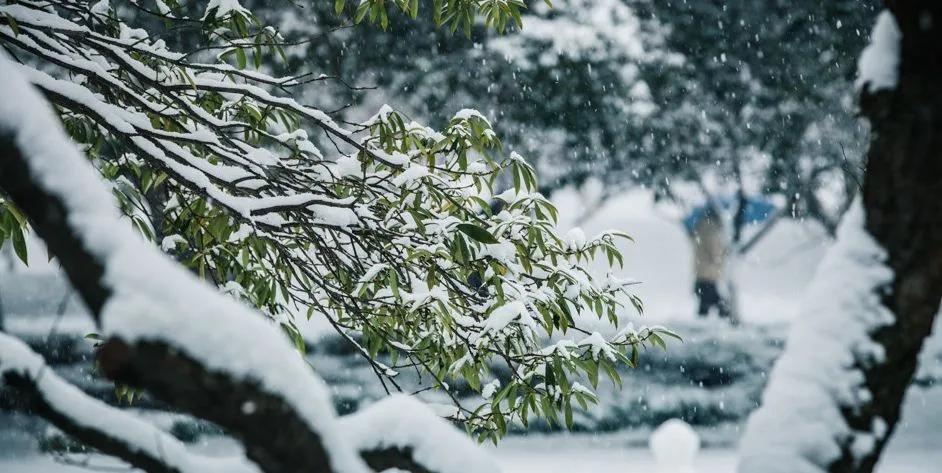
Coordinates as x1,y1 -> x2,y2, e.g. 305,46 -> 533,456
494,386 -> 942,473
4,387 -> 941,473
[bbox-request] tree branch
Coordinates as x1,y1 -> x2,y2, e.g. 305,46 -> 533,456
0,333 -> 257,473
0,130 -> 110,319
97,338 -> 335,473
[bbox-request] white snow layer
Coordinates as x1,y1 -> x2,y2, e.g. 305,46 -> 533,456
0,55 -> 493,473
0,333 -> 259,473
340,394 -> 503,473
856,10 -> 901,93
738,201 -> 894,473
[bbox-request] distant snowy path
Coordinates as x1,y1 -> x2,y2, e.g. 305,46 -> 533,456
494,387 -> 942,473
494,447 -> 938,473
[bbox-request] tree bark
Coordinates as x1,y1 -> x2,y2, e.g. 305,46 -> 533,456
97,339 -> 337,473
833,2 -> 942,472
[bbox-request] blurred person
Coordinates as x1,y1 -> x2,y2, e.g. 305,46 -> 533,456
688,206 -> 733,320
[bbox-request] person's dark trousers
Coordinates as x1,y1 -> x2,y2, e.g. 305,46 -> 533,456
695,279 -> 723,317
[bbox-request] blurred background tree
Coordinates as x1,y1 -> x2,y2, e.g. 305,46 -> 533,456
241,1 -> 877,227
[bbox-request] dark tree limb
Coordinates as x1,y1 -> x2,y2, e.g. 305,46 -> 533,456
0,332 -> 257,473
0,107 -> 342,473
360,447 -> 436,473
0,126 -> 343,472
0,131 -> 110,319
2,371 -> 182,473
98,338 -> 334,473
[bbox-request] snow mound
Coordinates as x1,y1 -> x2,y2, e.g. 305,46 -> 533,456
650,418 -> 700,473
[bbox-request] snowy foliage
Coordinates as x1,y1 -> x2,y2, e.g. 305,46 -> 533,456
0,0 -> 671,441
336,0 -> 539,35
488,0 -> 648,71
0,47 -> 517,473
738,201 -> 894,473
260,0 -> 671,194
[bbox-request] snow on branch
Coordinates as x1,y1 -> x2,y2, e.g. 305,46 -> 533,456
0,55 -> 500,473
0,333 -> 258,473
856,10 -> 901,93
738,201 -> 894,473
341,394 -> 501,473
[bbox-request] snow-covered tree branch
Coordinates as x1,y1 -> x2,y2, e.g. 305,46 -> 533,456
0,333 -> 258,473
0,49 -> 509,473
0,0 -> 669,441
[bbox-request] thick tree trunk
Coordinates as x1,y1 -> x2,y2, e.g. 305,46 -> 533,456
834,2 -> 942,472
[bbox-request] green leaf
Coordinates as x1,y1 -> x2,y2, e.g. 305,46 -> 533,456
456,223 -> 498,244
388,269 -> 400,300
564,398 -> 573,429
354,2 -> 370,23
4,13 -> 21,37
11,227 -> 27,265
235,47 -> 247,69
5,203 -> 27,227
585,359 -> 599,388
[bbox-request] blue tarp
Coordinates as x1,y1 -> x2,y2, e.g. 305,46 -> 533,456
683,196 -> 776,233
